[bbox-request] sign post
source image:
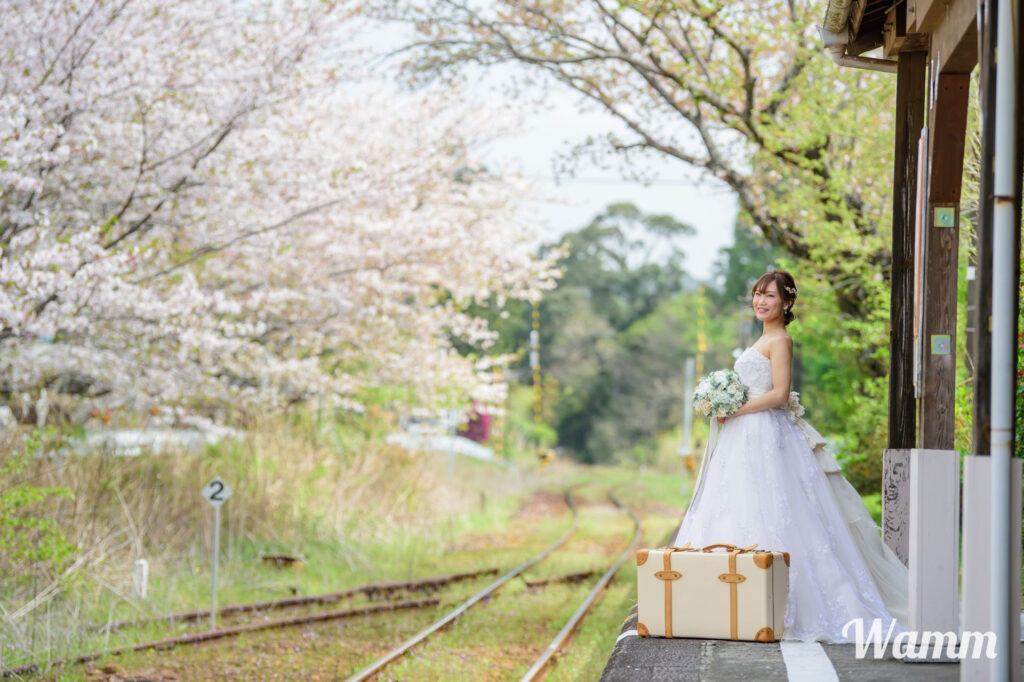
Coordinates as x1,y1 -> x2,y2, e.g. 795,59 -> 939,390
678,357 -> 697,491
200,476 -> 232,629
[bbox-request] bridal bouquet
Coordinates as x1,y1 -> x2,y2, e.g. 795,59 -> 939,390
692,369 -> 748,419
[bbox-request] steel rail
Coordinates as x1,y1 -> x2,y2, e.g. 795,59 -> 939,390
98,566 -> 500,633
520,493 -> 641,681
344,490 -> 580,682
524,569 -> 596,589
0,598 -> 438,679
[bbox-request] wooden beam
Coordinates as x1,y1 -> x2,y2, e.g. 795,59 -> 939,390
883,51 -> 927,564
928,0 -> 978,73
890,51 -> 926,450
901,33 -> 932,53
970,0 -> 996,455
1012,0 -> 1024,458
883,4 -> 907,57
914,0 -> 948,32
906,0 -> 931,32
919,74 -> 970,450
850,0 -> 869,36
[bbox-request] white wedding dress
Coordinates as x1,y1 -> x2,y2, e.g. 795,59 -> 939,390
674,347 -> 909,642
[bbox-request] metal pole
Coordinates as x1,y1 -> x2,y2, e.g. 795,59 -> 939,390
695,286 -> 706,377
680,357 -> 696,493
530,301 -> 542,459
681,357 -> 695,454
211,505 -> 220,630
989,0 -> 1018,675
448,415 -> 456,477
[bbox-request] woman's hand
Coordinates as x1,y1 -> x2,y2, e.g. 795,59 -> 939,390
716,415 -> 728,424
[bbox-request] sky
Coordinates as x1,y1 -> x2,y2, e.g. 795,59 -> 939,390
358,21 -> 740,282
475,86 -> 739,282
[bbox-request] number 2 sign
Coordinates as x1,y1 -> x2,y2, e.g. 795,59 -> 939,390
201,476 -> 232,507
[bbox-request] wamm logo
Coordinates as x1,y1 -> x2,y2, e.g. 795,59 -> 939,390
842,618 -> 997,660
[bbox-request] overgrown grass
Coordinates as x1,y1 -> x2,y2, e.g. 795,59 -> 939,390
0,413 -> 536,674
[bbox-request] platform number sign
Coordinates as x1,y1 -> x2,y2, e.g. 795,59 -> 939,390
201,476 -> 232,507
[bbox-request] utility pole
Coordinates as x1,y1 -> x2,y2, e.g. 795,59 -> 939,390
678,357 -> 697,486
696,285 -> 707,377
530,301 -> 547,467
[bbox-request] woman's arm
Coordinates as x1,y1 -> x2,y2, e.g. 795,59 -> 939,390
726,337 -> 793,419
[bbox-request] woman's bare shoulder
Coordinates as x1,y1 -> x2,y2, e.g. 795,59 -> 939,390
766,334 -> 793,357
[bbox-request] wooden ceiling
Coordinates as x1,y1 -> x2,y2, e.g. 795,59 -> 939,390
849,0 -> 898,55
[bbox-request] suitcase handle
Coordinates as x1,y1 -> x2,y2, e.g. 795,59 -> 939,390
701,543 -> 758,553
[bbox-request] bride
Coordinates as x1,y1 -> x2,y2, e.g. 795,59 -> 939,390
674,270 -> 908,642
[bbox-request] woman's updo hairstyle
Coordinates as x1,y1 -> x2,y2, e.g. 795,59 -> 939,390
751,270 -> 798,326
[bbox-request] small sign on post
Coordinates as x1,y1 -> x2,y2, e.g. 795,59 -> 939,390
201,476 -> 232,629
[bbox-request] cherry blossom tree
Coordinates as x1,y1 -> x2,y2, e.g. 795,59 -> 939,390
368,0 -> 897,335
365,0 -> 906,466
0,0 -> 556,422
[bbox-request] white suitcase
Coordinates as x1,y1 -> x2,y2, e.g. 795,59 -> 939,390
636,543 -> 789,642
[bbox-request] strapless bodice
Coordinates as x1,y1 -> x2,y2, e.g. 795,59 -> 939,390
734,347 -> 773,394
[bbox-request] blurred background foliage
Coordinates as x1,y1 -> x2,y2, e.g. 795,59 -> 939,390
469,199 -> 1023,493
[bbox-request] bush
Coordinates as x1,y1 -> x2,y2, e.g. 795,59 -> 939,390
0,429 -> 76,577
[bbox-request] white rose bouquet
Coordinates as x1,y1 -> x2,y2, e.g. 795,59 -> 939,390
692,369 -> 748,419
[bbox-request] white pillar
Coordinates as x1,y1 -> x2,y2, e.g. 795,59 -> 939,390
962,455 -> 1021,681
909,449 -> 960,634
989,0 -> 1020,670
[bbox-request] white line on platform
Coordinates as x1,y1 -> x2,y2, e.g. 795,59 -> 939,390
780,640 -> 838,682
616,629 -> 638,643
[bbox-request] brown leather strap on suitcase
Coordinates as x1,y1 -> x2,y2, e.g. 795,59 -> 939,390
655,544 -> 693,638
716,548 -> 748,640
662,551 -> 675,637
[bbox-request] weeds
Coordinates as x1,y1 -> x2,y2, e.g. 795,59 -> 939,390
0,412 -> 527,672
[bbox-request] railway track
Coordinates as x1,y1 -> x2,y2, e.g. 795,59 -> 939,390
0,598 -> 439,679
344,488 -> 641,682
343,490 -> 582,681
0,490 -> 583,680
2,486 -> 641,680
520,492 -> 641,681
97,566 -> 501,634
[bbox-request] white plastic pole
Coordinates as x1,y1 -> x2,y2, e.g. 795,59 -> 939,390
989,0 -> 1018,677
211,505 -> 220,630
132,558 -> 149,600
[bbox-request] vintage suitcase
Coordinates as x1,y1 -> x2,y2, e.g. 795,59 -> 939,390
636,543 -> 789,642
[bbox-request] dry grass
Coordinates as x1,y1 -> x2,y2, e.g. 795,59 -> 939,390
0,416 -> 526,671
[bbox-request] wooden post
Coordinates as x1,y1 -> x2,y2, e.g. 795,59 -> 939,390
969,0 -> 997,456
889,51 -> 926,450
883,50 -> 926,565
918,73 -> 970,450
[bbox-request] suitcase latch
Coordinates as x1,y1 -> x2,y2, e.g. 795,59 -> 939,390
654,570 -> 682,580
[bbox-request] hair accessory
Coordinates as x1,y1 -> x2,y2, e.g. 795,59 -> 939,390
783,285 -> 797,295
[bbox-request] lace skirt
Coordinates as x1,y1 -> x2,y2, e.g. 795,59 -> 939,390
674,408 -> 905,643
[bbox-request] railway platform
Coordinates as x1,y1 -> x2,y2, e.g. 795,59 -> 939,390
601,604 -> 1024,681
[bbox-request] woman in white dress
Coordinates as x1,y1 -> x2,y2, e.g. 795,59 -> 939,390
674,270 -> 908,643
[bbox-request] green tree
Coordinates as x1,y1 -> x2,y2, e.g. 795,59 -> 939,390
524,203 -> 759,463
376,0 -> 896,323
541,203 -> 695,331
0,430 -> 76,576
375,0 -> 903,481
714,218 -> 783,306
